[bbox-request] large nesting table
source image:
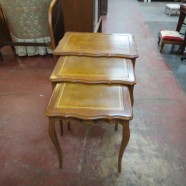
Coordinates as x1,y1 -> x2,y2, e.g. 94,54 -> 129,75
54,32 -> 139,67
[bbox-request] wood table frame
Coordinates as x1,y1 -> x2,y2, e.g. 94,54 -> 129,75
46,83 -> 133,173
48,117 -> 130,173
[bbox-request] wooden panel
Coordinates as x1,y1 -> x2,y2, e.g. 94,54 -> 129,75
62,0 -> 101,32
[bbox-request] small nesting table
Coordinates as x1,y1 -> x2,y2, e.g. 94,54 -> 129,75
54,32 -> 139,67
45,83 -> 133,173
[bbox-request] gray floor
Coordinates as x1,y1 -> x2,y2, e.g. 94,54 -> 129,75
138,2 -> 186,93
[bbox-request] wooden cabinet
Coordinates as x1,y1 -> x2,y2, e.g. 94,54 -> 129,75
62,0 -> 102,33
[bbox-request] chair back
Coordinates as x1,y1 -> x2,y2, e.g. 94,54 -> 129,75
48,0 -> 65,50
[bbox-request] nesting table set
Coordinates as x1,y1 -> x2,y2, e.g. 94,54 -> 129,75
45,32 -> 139,173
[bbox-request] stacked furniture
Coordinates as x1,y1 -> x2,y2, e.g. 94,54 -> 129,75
45,32 -> 139,173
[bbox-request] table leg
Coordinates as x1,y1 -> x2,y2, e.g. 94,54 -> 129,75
131,59 -> 136,69
48,118 -> 63,169
128,86 -> 134,106
115,123 -> 118,131
59,120 -> 63,136
118,121 -> 130,173
67,121 -> 71,130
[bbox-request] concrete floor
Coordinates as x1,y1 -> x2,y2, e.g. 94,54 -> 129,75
0,0 -> 186,185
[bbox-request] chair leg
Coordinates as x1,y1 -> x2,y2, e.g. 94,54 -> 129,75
160,43 -> 164,53
180,45 -> 185,55
181,57 -> 186,61
158,35 -> 160,45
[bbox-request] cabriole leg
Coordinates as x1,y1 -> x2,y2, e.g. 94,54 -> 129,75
48,117 -> 63,169
118,121 -> 130,173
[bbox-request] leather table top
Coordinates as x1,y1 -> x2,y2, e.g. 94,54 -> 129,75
49,56 -> 136,85
54,32 -> 138,59
46,83 -> 133,121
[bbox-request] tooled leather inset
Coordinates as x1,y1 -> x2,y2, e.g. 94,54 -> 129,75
63,33 -> 131,53
58,57 -> 129,79
55,83 -> 124,111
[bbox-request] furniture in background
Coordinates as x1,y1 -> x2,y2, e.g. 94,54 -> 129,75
158,30 -> 185,53
176,4 -> 186,32
102,0 -> 108,15
176,3 -> 186,55
0,4 -> 12,60
165,4 -> 180,16
138,0 -> 184,2
48,0 -> 65,51
0,0 -> 64,58
62,0 -> 102,33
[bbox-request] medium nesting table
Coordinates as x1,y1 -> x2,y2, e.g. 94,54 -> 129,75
49,56 -> 136,104
45,83 -> 133,173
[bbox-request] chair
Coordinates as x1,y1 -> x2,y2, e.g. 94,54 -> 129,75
158,30 -> 185,53
0,4 -> 12,61
0,0 -> 64,59
48,0 -> 65,51
165,4 -> 180,16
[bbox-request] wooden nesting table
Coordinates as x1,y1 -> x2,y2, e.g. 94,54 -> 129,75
45,83 -> 133,173
49,56 -> 136,104
54,32 -> 139,67
46,31 -> 138,173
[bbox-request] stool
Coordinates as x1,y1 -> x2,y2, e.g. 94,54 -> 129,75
49,56 -> 136,105
45,83 -> 133,173
158,30 -> 184,53
54,32 -> 139,68
165,4 -> 180,16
